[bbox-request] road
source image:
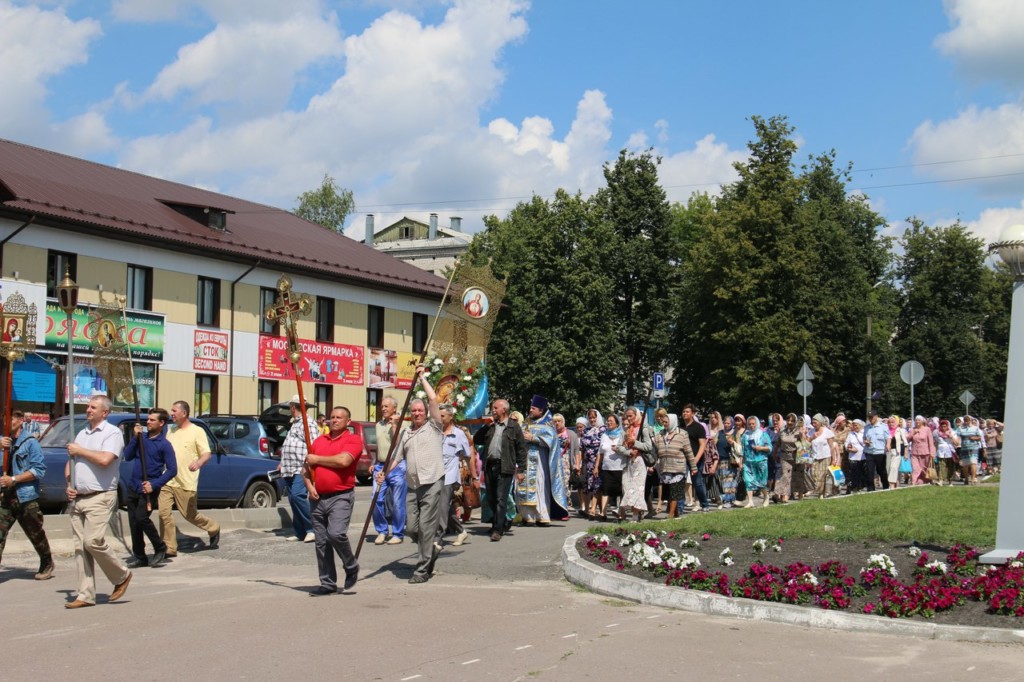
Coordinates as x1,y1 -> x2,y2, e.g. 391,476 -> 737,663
2,488 -> 1023,680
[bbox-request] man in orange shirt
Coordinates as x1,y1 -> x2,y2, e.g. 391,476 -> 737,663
303,406 -> 361,596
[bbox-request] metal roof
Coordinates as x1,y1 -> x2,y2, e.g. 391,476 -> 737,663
0,138 -> 449,298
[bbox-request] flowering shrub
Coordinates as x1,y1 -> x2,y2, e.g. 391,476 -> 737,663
626,542 -> 664,570
666,568 -> 731,595
752,538 -> 768,554
719,548 -> 734,566
946,544 -> 980,577
861,553 -> 899,588
679,538 -> 700,549
772,538 -> 784,553
907,546 -> 922,558
584,535 -> 625,571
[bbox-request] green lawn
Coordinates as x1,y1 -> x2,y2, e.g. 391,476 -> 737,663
602,486 -> 998,547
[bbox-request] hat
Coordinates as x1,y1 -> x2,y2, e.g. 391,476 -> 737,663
288,394 -> 314,408
530,394 -> 549,413
575,417 -> 587,427
867,409 -> 878,418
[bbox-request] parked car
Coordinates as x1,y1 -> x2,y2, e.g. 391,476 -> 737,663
37,413 -> 283,511
352,421 -> 376,484
259,402 -> 375,484
204,415 -> 273,459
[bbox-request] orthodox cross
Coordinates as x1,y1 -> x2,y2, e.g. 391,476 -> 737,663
263,274 -> 315,456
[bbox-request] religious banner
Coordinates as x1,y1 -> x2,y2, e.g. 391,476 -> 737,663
193,329 -> 229,374
368,349 -> 417,389
257,334 -> 364,385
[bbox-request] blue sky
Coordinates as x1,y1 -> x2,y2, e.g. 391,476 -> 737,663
2,0 -> 1023,244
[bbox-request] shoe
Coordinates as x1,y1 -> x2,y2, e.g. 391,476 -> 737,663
34,564 -> 55,581
408,574 -> 429,584
303,532 -> 315,543
110,572 -> 132,601
309,586 -> 337,597
387,536 -> 404,545
209,530 -> 221,550
452,531 -> 469,546
344,568 -> 359,590
490,531 -> 501,542
426,543 -> 441,576
125,557 -> 148,569
65,599 -> 94,609
286,536 -> 300,541
537,521 -> 551,527
165,551 -> 178,558
374,534 -> 388,545
151,549 -> 167,568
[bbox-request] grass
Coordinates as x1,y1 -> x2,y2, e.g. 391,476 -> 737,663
592,486 -> 998,547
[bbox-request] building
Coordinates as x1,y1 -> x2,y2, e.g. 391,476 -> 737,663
366,214 -> 472,276
0,138 -> 447,423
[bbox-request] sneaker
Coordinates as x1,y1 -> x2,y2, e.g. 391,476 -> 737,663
374,534 -> 388,545
303,532 -> 316,543
387,536 -> 404,545
452,531 -> 469,546
408,574 -> 429,584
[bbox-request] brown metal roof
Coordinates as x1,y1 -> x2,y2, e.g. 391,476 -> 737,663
0,138 -> 449,298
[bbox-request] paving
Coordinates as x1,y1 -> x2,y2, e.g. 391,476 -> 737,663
2,489 -> 1023,680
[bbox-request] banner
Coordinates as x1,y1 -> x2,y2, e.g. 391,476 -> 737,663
257,334 -> 364,385
43,301 -> 164,362
194,329 -> 229,374
12,354 -> 56,403
367,349 -> 417,389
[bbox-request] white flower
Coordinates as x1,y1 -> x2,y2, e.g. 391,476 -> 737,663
752,538 -> 768,554
788,572 -> 818,587
456,394 -> 466,404
679,553 -> 700,570
433,358 -> 443,365
862,553 -> 898,577
907,547 -> 922,558
626,543 -> 663,569
719,548 -> 734,566
463,375 -> 472,381
594,534 -> 611,546
772,543 -> 783,553
925,560 -> 948,574
415,390 -> 426,399
679,538 -> 699,549
1010,560 -> 1023,569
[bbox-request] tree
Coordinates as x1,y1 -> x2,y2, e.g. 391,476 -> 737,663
466,191 -> 623,417
294,174 -> 355,233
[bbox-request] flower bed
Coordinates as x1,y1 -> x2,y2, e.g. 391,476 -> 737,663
578,528 -> 1024,629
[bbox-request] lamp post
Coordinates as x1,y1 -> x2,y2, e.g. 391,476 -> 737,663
56,265 -> 79,489
865,281 -> 884,419
981,224 -> 1024,564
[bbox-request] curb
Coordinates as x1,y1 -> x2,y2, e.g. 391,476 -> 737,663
561,532 -> 1024,645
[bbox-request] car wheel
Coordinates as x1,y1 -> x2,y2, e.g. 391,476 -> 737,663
357,474 -> 372,485
242,481 -> 276,508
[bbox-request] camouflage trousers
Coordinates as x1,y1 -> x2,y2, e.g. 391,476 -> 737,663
0,493 -> 53,569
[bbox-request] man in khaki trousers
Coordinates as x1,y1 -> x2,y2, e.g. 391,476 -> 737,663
159,401 -> 220,555
64,395 -> 132,608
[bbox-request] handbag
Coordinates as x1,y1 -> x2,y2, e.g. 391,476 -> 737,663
729,438 -> 743,467
899,457 -> 912,474
457,460 -> 481,509
925,462 -> 938,482
828,465 -> 846,487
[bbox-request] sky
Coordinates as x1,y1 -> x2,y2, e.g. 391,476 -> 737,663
2,0 -> 1024,246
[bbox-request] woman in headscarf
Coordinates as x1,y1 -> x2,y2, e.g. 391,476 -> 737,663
739,416 -> 772,507
775,413 -> 800,503
887,415 -> 908,488
934,419 -> 960,485
597,413 -> 626,519
909,415 -> 936,485
809,413 -> 838,498
651,408 -> 669,514
791,415 -> 814,499
654,413 -> 695,519
578,409 -> 605,519
552,413 -> 579,516
619,423 -> 649,523
728,414 -> 747,506
704,411 -> 724,507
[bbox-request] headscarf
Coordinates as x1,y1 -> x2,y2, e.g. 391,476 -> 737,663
938,419 -> 954,439
747,416 -> 764,442
733,414 -> 746,436
723,414 -> 734,435
928,417 -> 939,432
585,409 -> 605,436
605,414 -> 623,440
666,414 -> 679,432
575,417 -> 587,429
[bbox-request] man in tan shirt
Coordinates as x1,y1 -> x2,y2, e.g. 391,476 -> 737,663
159,400 -> 221,555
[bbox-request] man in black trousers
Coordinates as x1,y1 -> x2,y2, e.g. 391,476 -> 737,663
123,408 -> 177,568
473,399 -> 526,542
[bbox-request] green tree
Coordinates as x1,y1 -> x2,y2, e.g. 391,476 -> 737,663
467,191 -> 623,417
294,174 -> 355,233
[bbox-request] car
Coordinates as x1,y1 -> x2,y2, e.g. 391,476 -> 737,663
259,402 -> 375,484
258,401 -> 293,455
204,415 -> 273,459
37,413 -> 283,512
352,421 -> 376,484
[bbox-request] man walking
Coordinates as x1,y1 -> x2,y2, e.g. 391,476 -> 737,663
0,409 -> 55,580
372,396 -> 406,545
160,401 -> 221,555
64,396 -> 131,608
680,405 -> 709,511
279,395 -> 316,543
473,398 -> 526,542
304,406 -> 361,596
122,408 -> 177,568
436,403 -> 472,548
863,410 -> 891,491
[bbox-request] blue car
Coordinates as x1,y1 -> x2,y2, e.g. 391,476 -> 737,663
36,413 -> 282,512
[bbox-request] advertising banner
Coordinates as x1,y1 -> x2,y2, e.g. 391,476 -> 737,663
257,335 -> 364,385
193,329 -> 229,374
367,349 -> 417,389
42,301 -> 165,362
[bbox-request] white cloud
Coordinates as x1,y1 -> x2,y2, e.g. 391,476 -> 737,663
112,0 -> 326,24
963,201 -> 1024,245
656,134 -> 746,204
0,1 -> 106,151
935,0 -> 1024,87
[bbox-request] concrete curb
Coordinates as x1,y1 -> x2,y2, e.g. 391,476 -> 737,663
562,532 -> 1024,645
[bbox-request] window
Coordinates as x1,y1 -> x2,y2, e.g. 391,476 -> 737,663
316,296 -> 334,342
46,251 -> 77,298
197,277 -> 220,326
366,388 -> 382,423
367,305 -> 384,349
195,375 -> 217,416
412,312 -> 428,353
314,385 -> 331,422
126,265 -> 152,310
258,380 -> 277,414
260,287 -> 279,334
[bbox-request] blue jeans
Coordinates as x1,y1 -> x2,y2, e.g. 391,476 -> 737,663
284,474 -> 314,539
372,461 -> 407,538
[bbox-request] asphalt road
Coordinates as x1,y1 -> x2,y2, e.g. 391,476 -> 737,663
3,487 -> 1023,680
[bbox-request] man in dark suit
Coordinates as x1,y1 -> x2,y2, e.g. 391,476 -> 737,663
473,399 -> 526,542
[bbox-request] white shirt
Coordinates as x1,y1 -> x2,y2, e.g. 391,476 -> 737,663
811,428 -> 834,461
599,432 -> 626,471
845,431 -> 865,462
73,419 -> 124,493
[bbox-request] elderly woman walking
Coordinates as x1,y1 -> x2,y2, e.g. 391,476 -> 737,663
578,409 -> 605,519
809,414 -> 839,498
774,413 -> 801,503
909,415 -> 936,485
654,413 -> 695,518
739,416 -> 772,508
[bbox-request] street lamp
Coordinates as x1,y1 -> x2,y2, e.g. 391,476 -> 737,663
56,265 -> 79,489
981,224 -> 1024,564
866,281 -> 884,419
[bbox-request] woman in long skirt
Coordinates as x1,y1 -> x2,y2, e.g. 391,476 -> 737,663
717,414 -> 741,507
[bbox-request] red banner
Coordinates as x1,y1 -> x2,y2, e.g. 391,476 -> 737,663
257,334 -> 364,385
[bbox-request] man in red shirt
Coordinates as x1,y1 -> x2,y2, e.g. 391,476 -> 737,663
302,406 -> 361,596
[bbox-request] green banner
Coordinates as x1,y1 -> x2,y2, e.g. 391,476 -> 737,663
43,301 -> 165,362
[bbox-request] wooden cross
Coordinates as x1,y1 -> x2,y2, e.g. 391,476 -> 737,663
263,275 -> 312,363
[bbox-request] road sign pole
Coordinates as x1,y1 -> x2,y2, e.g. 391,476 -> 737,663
910,364 -> 915,418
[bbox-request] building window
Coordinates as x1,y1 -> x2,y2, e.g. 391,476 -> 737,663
260,287 -> 279,335
367,305 -> 384,349
126,265 -> 152,310
314,385 -> 331,422
197,277 -> 220,326
412,312 -> 428,353
258,380 -> 277,414
46,251 -> 77,298
195,375 -> 217,416
316,296 -> 334,342
366,388 -> 382,423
